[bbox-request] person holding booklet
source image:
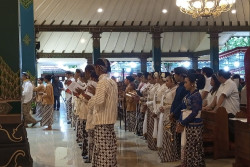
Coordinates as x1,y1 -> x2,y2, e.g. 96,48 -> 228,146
64,71 -> 75,124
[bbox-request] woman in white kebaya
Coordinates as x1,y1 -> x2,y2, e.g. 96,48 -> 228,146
151,72 -> 169,145
146,72 -> 160,150
158,74 -> 178,162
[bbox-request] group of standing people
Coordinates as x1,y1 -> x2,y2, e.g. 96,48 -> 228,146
22,73 -> 54,130
22,60 -> 244,166
64,58 -> 118,167
123,66 -> 243,167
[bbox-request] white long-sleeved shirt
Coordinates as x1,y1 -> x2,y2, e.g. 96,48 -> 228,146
78,80 -> 97,120
65,77 -> 75,100
146,83 -> 160,111
153,84 -> 168,114
22,80 -> 33,103
88,74 -> 118,125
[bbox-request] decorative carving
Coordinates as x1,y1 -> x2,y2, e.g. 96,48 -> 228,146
22,34 -> 31,46
0,103 -> 12,115
0,56 -> 21,102
0,150 -> 25,167
20,0 -> 33,9
0,124 -> 23,142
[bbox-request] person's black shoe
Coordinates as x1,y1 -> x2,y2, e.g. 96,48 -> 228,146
56,108 -> 59,111
67,121 -> 71,124
82,155 -> 88,159
84,159 -> 91,163
31,121 -> 38,127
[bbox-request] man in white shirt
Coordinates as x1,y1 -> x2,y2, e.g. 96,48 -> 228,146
88,58 -> 118,167
214,70 -> 240,142
22,72 -> 38,127
64,71 -> 75,124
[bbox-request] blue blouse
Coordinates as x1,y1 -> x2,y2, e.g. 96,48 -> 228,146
170,82 -> 189,120
179,90 -> 203,127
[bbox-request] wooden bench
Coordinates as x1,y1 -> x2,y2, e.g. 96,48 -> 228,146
201,107 -> 231,159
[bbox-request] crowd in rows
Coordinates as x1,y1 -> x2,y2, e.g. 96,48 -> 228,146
121,67 -> 246,166
21,58 -> 246,167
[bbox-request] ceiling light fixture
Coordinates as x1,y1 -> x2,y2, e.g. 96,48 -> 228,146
97,8 -> 103,13
162,9 -> 168,13
176,0 -> 236,18
80,38 -> 85,43
231,9 -> 236,14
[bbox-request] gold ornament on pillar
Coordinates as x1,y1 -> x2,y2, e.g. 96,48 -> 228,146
0,57 -> 21,103
20,0 -> 33,9
176,0 -> 236,18
22,34 -> 31,46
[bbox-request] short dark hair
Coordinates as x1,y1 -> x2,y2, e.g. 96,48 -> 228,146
126,76 -> 135,82
44,75 -> 52,81
202,67 -> 214,78
218,70 -> 231,79
94,58 -> 111,73
65,71 -> 72,75
143,72 -> 149,79
137,73 -> 143,78
38,77 -> 44,81
196,69 -> 202,74
174,67 -> 188,77
186,73 -> 205,90
80,72 -> 85,78
75,69 -> 82,73
210,74 -> 221,95
232,74 -> 241,79
188,69 -> 196,74
85,64 -> 95,73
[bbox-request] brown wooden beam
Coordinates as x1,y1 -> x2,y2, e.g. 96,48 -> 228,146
34,24 -> 250,33
37,51 -> 203,59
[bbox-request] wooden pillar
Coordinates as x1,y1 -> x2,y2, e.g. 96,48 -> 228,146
91,31 -> 101,64
244,47 -> 250,124
209,32 -> 219,72
0,0 -> 33,166
152,32 -> 162,72
191,56 -> 199,70
85,55 -> 93,65
140,56 -> 147,73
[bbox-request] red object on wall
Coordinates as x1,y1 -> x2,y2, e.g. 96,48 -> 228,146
244,47 -> 250,124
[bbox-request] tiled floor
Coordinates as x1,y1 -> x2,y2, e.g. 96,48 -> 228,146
27,104 -> 234,167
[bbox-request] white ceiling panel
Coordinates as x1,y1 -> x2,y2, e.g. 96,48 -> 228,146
124,32 -> 138,52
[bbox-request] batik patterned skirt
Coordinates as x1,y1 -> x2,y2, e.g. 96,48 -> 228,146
40,104 -> 54,126
147,110 -> 157,150
66,97 -> 72,121
36,102 -> 43,118
81,120 -> 88,156
182,125 -> 205,167
92,124 -> 117,167
76,118 -> 84,143
158,121 -> 180,162
88,129 -> 95,161
71,111 -> 77,128
126,111 -> 136,132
